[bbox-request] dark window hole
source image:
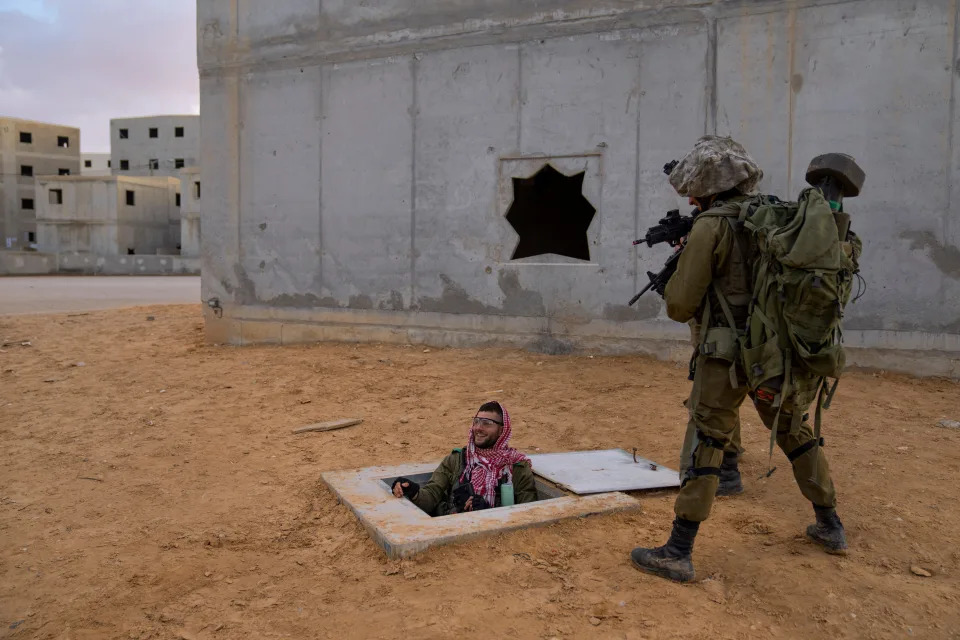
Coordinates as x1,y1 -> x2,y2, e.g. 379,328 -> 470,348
505,163 -> 596,261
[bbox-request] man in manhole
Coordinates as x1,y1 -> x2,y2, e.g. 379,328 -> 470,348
391,401 -> 537,515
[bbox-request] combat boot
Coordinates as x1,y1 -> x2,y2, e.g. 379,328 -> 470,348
806,505 -> 848,555
715,451 -> 743,496
630,518 -> 698,583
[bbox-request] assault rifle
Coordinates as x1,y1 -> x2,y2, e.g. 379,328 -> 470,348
627,160 -> 699,306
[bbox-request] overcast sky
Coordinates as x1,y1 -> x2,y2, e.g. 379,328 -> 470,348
0,0 -> 198,152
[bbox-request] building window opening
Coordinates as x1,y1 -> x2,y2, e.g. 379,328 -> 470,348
127,248 -> 135,255
119,128 -> 129,139
20,131 -> 32,144
193,181 -> 201,200
22,198 -> 34,210
175,126 -> 184,137
505,164 -> 597,261
21,165 -> 34,177
49,189 -> 63,205
59,168 -> 70,176
58,136 -> 69,148
120,160 -> 129,171
126,190 -> 135,206
149,159 -> 159,170
149,127 -> 158,138
107,160 -> 112,168
84,160 -> 92,168
175,158 -> 184,169
27,232 -> 36,243
175,193 -> 181,207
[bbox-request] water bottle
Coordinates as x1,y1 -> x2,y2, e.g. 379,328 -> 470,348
501,482 -> 515,506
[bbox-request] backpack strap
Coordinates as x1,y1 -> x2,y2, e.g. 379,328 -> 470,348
679,298 -> 714,477
711,283 -> 740,390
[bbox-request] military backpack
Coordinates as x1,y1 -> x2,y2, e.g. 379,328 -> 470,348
700,187 -> 862,467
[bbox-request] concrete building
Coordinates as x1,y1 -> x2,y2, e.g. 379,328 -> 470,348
179,167 -> 201,258
35,175 -> 179,256
81,152 -> 111,176
110,115 -> 199,178
196,0 -> 960,377
0,116 -> 80,249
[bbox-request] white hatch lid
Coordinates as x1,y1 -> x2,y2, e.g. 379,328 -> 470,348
528,448 -> 681,494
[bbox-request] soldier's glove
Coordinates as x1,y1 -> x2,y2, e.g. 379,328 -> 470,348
393,477 -> 419,499
452,483 -> 474,512
470,495 -> 491,511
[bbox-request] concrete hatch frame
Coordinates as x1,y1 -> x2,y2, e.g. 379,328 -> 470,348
322,460 -> 640,558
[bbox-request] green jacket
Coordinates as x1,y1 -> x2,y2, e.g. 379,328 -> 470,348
664,196 -> 753,332
411,449 -> 538,516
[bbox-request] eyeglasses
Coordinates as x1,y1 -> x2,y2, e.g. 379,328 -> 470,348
472,417 -> 503,427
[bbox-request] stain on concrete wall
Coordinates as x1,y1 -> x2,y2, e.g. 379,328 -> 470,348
197,0 -> 960,362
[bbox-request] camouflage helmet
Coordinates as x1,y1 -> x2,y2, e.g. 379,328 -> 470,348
668,135 -> 763,198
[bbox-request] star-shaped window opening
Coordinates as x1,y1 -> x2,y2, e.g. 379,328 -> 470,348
505,164 -> 597,261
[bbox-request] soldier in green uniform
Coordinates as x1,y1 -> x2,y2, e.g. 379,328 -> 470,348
631,136 -> 848,583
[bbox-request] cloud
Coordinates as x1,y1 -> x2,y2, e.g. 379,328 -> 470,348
0,0 -> 198,152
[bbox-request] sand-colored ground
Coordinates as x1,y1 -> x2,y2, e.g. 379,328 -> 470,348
1,305 -> 958,639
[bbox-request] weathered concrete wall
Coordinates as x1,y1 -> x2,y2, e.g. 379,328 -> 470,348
0,251 -> 199,276
197,0 -> 960,377
179,167 -> 201,258
35,175 -> 179,256
0,251 -> 58,275
0,117 -> 80,249
110,115 -> 199,178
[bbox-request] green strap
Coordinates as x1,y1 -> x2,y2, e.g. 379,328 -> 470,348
679,299 -> 713,478
711,283 -> 740,389
822,378 -> 840,410
765,348 -> 792,477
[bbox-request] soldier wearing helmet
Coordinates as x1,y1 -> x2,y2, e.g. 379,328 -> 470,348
630,136 -> 848,583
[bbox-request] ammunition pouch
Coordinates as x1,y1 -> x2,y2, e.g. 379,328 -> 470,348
742,337 -> 784,389
700,326 -> 739,363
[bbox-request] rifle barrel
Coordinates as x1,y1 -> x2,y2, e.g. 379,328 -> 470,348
628,280 -> 655,306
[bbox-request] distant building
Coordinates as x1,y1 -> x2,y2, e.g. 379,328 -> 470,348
81,152 -> 111,176
179,167 -> 201,258
0,116 -> 80,249
110,115 -> 199,178
35,174 -> 179,255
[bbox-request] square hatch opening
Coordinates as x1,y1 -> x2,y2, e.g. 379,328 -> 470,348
322,452 -> 663,559
378,472 -> 567,518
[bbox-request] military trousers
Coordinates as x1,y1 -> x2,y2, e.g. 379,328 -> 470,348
674,356 -> 838,522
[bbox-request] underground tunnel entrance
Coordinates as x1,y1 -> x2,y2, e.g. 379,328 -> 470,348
322,450 -> 678,558
379,472 -> 568,518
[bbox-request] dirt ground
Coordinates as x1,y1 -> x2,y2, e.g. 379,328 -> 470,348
1,305 -> 958,640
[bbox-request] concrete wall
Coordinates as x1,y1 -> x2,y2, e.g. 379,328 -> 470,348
35,175 -> 179,255
0,250 -> 199,276
110,115 -> 199,178
81,152 -> 111,176
196,0 -> 960,377
0,117 -> 80,249
179,167 -> 201,258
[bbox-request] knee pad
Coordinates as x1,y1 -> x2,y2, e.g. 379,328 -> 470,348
682,435 -> 724,486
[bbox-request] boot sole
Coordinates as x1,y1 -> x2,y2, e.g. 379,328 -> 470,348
630,554 -> 695,583
715,485 -> 744,497
805,531 -> 849,556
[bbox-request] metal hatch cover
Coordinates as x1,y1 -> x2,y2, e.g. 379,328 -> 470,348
528,448 -> 680,494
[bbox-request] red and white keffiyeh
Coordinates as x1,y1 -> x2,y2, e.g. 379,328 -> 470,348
460,401 -> 530,506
